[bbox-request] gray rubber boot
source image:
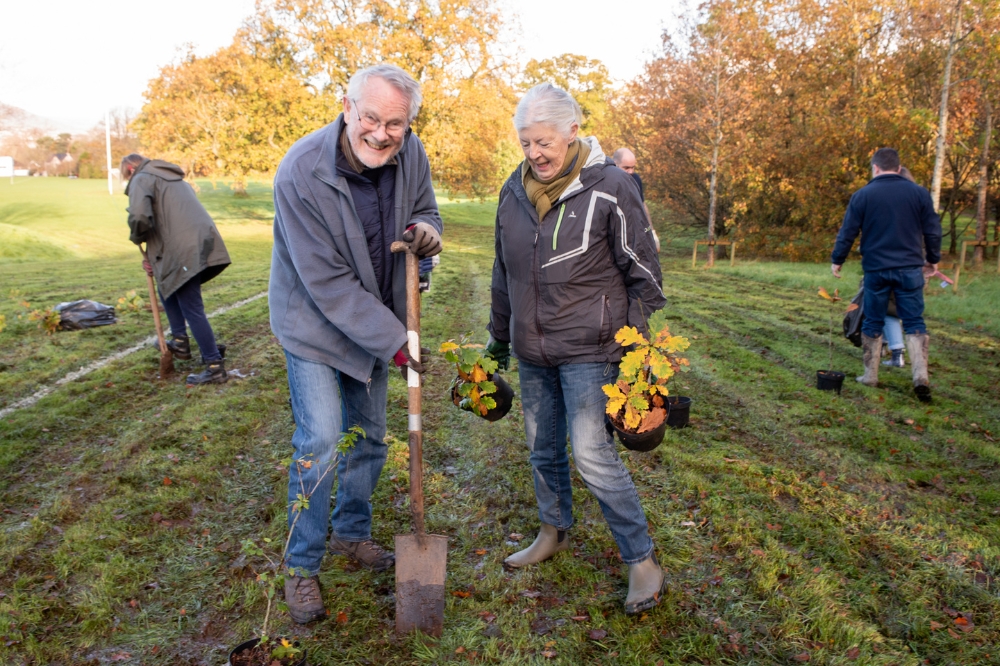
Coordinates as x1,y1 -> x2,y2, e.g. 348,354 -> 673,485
855,334 -> 882,386
503,524 -> 569,569
905,333 -> 931,402
625,553 -> 665,615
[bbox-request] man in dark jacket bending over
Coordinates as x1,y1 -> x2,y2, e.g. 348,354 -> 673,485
122,154 -> 231,385
268,64 -> 443,624
831,147 -> 941,401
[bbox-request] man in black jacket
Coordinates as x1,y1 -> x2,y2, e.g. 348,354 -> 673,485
831,147 -> 941,401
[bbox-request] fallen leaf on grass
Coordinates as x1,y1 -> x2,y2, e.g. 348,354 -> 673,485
541,650 -> 557,659
520,590 -> 542,598
452,590 -> 471,598
792,652 -> 811,662
588,629 -> 608,640
954,616 -> 974,632
336,611 -> 348,624
455,646 -> 466,654
846,647 -> 860,659
903,418 -> 914,425
930,621 -> 944,630
110,654 -> 131,661
570,615 -> 589,621
162,477 -> 172,486
751,549 -> 766,557
680,521 -> 696,527
508,532 -> 524,542
475,549 -> 488,555
948,628 -> 961,639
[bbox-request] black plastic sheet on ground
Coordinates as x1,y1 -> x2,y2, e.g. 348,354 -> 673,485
54,300 -> 117,331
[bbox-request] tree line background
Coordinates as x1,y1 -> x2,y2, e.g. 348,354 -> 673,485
2,0 -> 998,263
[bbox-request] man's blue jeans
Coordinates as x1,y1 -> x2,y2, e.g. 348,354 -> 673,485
862,267 -> 927,338
283,350 -> 389,576
517,360 -> 654,564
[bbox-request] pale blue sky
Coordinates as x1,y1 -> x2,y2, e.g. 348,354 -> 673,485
0,0 -> 680,133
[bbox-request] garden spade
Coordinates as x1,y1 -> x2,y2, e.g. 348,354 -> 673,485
391,240 -> 447,637
140,245 -> 174,378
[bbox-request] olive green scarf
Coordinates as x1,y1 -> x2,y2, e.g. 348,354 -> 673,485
522,138 -> 590,220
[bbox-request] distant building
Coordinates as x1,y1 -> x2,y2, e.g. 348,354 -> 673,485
43,152 -> 74,176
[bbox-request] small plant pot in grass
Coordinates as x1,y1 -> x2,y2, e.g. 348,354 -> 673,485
816,370 -> 846,393
441,336 -> 513,422
666,396 -> 692,428
229,638 -> 307,666
815,286 -> 851,394
452,372 -> 514,421
603,311 -> 692,452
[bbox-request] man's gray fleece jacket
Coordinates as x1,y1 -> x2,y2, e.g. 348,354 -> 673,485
269,115 -> 443,383
488,136 -> 665,366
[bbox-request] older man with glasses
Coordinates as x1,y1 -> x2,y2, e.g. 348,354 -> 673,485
269,64 -> 443,624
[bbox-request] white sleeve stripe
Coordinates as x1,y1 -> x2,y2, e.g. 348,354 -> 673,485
616,205 -> 665,299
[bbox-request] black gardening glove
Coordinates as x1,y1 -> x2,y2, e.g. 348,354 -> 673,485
486,336 -> 510,371
402,223 -> 443,257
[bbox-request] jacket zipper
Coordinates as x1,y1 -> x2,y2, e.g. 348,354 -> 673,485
552,204 -> 565,251
598,294 -> 609,349
532,219 -> 552,366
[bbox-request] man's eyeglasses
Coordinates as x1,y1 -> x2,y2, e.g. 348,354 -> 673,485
350,99 -> 408,136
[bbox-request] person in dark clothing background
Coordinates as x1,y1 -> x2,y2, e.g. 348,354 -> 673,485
613,147 -> 660,252
831,147 -> 941,401
121,154 -> 231,386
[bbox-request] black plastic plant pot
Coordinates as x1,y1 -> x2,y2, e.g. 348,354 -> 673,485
610,408 -> 670,453
816,370 -> 846,394
229,638 -> 307,666
450,373 -> 515,422
666,396 -> 692,429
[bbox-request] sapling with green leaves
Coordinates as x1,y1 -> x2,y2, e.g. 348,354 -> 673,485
440,336 -> 500,416
238,424 -> 364,664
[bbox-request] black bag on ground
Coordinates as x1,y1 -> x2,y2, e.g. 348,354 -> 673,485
55,300 -> 117,330
843,283 -> 864,347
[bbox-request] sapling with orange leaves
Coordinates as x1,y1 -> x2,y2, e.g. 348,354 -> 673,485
440,336 -> 500,417
603,311 -> 691,434
818,287 -> 857,372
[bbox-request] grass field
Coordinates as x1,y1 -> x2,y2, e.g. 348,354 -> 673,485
0,179 -> 998,665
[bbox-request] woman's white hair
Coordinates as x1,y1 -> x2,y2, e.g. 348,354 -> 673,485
513,83 -> 583,137
347,64 -> 423,122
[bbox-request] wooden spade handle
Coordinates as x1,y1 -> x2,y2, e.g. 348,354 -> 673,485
391,240 -> 425,536
140,246 -> 168,356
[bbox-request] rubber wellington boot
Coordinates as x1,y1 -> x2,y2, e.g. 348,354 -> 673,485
165,334 -> 192,360
624,553 -> 666,615
503,524 -> 569,569
882,348 -> 905,368
186,359 -> 228,386
855,334 -> 882,386
905,333 -> 931,402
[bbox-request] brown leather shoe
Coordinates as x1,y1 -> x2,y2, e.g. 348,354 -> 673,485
284,574 -> 325,624
328,536 -> 395,572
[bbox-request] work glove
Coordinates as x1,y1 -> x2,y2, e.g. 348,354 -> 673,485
393,346 -> 428,380
402,222 -> 442,257
486,336 -> 510,371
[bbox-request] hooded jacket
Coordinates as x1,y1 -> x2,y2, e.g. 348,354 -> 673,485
488,136 -> 665,367
268,115 -> 443,383
124,159 -> 231,299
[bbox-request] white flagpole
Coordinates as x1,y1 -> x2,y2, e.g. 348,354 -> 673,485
105,109 -> 113,195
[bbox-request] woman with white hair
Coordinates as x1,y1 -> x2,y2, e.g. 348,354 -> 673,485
486,83 -> 667,614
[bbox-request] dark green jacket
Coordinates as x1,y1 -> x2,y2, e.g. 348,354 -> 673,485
125,159 -> 230,299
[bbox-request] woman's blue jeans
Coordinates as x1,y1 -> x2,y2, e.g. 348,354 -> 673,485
517,360 -> 654,564
283,350 -> 389,576
883,316 -> 904,351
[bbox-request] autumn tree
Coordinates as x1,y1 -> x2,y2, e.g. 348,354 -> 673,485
136,43 -> 329,193
523,54 -> 612,135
